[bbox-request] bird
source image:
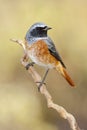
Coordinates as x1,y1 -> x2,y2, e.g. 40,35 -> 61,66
24,22 -> 75,90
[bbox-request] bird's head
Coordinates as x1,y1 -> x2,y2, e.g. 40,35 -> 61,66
26,22 -> 52,39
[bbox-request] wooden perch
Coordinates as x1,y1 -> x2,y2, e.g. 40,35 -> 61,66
10,38 -> 81,130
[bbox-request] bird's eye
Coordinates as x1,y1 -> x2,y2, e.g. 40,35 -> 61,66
42,26 -> 47,29
36,27 -> 42,30
36,26 -> 47,31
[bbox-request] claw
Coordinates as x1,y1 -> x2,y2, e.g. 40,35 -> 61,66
25,62 -> 35,70
36,81 -> 46,91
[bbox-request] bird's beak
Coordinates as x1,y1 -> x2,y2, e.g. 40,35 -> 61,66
46,27 -> 52,30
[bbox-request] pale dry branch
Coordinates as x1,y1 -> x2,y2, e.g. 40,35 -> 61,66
10,38 -> 81,130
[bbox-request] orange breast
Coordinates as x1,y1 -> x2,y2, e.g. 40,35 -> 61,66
25,40 -> 58,67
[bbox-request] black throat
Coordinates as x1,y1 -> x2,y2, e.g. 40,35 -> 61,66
30,28 -> 47,37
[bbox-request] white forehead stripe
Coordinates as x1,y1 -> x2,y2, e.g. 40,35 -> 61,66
30,22 -> 47,30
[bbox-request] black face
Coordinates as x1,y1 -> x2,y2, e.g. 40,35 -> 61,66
30,26 -> 48,37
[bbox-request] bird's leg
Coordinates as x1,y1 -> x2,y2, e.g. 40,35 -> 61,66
25,62 -> 35,70
36,69 -> 49,91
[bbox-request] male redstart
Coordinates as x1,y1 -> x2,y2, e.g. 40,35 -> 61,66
24,22 -> 75,89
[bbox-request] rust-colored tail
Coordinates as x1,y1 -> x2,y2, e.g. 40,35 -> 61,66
56,63 -> 75,87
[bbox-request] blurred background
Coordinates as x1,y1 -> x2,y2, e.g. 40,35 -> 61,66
0,0 -> 87,130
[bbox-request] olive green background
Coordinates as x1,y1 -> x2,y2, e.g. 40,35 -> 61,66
0,0 -> 87,130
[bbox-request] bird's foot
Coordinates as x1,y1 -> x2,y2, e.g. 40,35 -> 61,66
36,81 -> 46,91
25,62 -> 35,70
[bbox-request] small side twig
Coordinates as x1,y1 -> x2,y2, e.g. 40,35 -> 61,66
10,38 -> 81,130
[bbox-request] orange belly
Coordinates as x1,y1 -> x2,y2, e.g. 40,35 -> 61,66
25,40 -> 58,68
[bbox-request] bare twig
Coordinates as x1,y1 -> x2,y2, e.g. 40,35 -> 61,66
10,38 -> 81,130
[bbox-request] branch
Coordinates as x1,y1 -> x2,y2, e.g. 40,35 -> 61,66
10,38 -> 81,130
